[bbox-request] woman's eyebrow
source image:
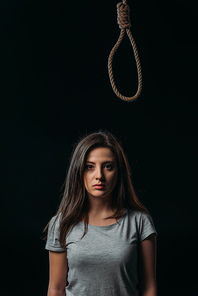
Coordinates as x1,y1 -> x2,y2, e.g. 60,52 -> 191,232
86,161 -> 114,164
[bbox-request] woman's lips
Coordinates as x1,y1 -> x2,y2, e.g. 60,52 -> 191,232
93,184 -> 105,189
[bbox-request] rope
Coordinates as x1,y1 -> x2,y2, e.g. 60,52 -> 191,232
108,0 -> 142,102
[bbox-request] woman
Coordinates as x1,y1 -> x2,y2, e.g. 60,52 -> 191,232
44,131 -> 157,296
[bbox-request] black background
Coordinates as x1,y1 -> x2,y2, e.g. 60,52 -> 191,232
1,0 -> 198,295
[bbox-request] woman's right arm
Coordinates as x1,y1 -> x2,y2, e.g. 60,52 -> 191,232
47,251 -> 68,296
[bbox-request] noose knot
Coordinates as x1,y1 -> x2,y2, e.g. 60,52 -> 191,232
117,2 -> 131,29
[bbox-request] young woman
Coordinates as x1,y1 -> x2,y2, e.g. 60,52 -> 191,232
44,131 -> 157,296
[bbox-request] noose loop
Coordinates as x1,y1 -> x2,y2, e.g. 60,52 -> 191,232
108,1 -> 142,102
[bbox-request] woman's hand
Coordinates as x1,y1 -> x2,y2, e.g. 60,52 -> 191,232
47,251 -> 68,296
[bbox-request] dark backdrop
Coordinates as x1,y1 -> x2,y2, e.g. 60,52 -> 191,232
1,0 -> 197,295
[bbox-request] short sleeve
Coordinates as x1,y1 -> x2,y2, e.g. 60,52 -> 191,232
45,214 -> 66,252
138,212 -> 157,242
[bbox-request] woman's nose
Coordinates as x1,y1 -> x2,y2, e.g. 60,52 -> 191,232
95,167 -> 103,180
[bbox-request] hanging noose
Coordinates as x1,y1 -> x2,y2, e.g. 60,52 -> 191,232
108,0 -> 142,102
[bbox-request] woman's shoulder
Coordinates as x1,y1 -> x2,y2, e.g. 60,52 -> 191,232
45,213 -> 65,252
126,208 -> 156,228
48,212 -> 62,231
126,208 -> 157,240
126,208 -> 151,220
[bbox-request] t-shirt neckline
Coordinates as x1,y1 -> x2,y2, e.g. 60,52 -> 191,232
79,209 -> 127,229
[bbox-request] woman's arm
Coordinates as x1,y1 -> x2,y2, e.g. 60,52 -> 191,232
47,251 -> 68,296
138,234 -> 157,296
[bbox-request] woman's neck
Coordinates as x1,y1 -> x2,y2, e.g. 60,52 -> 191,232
87,194 -> 114,215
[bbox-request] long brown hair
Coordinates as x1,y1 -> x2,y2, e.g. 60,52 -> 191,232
43,131 -> 148,248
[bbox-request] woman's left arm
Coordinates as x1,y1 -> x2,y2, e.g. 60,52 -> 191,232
138,233 -> 157,296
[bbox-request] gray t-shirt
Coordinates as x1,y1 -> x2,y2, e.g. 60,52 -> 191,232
45,209 -> 157,296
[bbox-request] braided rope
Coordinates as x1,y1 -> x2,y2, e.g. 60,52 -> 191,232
108,0 -> 142,102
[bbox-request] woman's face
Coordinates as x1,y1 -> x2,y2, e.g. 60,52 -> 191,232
83,147 -> 118,201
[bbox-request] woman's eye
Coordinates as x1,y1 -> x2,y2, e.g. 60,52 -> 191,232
86,165 -> 93,170
104,164 -> 113,170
